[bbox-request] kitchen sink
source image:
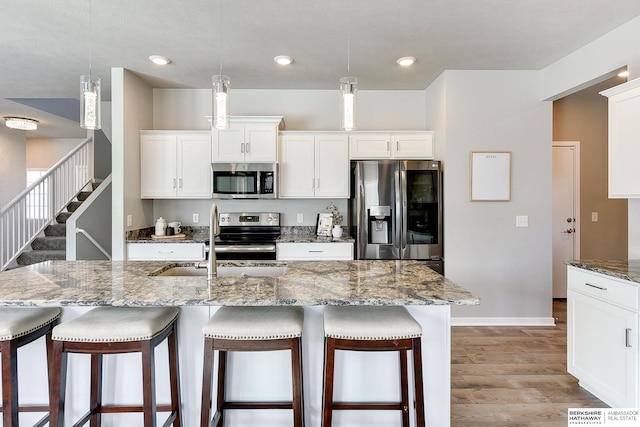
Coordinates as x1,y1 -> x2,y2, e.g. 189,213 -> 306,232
151,263 -> 287,277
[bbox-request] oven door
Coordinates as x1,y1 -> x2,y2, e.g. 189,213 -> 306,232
214,243 -> 277,260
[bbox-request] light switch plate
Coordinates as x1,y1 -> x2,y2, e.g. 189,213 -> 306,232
516,215 -> 529,227
126,214 -> 132,227
193,213 -> 199,223
297,213 -> 304,223
591,212 -> 598,222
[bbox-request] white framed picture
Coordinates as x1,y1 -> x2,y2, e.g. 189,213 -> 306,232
316,213 -> 334,236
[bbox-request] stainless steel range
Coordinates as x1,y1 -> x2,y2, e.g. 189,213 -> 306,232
213,212 -> 280,260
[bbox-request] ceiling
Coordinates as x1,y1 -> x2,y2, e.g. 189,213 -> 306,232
2,0 -> 640,137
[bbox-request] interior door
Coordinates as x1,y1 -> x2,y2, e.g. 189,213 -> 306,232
552,143 -> 580,298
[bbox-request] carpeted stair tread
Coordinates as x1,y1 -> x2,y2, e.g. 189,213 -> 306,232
67,201 -> 83,212
16,250 -> 66,266
56,212 -> 72,223
32,236 -> 66,251
44,224 -> 67,236
77,191 -> 92,201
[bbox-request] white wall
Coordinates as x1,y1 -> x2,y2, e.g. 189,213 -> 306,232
153,89 -> 426,131
111,68 -> 154,260
0,126 -> 26,208
26,138 -> 85,169
425,70 -> 553,323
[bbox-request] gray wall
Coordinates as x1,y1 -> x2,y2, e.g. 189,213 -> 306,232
0,126 -> 26,208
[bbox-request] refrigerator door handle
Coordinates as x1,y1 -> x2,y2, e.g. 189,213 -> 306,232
400,162 -> 408,255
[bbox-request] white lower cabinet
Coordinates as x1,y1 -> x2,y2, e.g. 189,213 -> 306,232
277,242 -> 354,260
127,243 -> 205,261
567,266 -> 639,407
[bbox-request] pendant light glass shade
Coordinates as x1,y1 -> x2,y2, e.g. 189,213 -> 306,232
340,76 -> 357,131
80,75 -> 101,130
212,75 -> 230,130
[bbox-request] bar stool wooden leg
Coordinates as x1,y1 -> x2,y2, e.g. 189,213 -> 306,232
399,350 -> 409,427
141,340 -> 157,427
167,322 -> 181,427
200,338 -> 214,427
89,353 -> 103,427
213,349 -> 227,427
412,338 -> 425,427
321,337 -> 336,427
49,340 -> 68,427
291,337 -> 304,427
1,340 -> 18,426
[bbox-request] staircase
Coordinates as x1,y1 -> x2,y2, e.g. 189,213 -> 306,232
16,183 -> 98,267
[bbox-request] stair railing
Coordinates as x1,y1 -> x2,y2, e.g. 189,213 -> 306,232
0,137 -> 93,271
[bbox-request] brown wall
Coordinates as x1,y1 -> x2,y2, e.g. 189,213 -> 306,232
553,79 -> 628,259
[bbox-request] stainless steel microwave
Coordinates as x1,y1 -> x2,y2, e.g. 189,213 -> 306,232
212,163 -> 277,199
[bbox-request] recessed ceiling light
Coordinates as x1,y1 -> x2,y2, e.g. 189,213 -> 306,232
396,56 -> 416,66
149,55 -> 171,65
274,55 -> 294,65
618,70 -> 629,78
4,117 -> 38,130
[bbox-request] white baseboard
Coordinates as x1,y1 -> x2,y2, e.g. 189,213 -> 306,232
451,317 -> 556,326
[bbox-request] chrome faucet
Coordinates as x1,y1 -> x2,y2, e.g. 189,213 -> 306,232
208,203 -> 219,279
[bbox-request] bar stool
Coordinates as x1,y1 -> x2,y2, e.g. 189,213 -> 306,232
49,306 -> 182,427
0,307 -> 60,427
322,306 -> 425,427
201,306 -> 305,427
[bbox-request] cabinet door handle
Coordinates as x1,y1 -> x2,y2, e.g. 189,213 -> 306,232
178,178 -> 182,189
584,282 -> 607,291
157,250 -> 174,255
246,142 -> 250,153
396,140 -> 399,151
316,178 -> 320,188
626,328 -> 632,347
308,250 -> 324,253
240,143 -> 245,153
172,178 -> 176,189
386,141 -> 390,153
311,178 -> 315,188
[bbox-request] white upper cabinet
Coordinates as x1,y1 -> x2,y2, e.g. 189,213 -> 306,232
349,131 -> 434,159
279,132 -> 349,198
212,116 -> 284,163
140,131 -> 212,199
601,79 -> 640,198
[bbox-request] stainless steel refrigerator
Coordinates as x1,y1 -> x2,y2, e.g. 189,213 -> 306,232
349,160 -> 443,274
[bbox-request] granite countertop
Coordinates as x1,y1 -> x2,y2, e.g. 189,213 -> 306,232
566,259 -> 640,284
0,260 -> 479,307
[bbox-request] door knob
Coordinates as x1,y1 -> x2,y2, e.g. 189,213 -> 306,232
562,228 -> 574,234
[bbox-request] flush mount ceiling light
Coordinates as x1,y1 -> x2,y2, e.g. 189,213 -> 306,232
4,117 -> 38,131
396,56 -> 416,66
274,55 -> 294,65
149,55 -> 172,65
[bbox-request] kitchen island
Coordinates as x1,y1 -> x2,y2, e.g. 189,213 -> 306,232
0,260 -> 478,426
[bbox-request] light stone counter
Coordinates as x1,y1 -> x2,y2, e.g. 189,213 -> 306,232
0,260 -> 478,307
0,260 -> 477,427
566,259 -> 640,284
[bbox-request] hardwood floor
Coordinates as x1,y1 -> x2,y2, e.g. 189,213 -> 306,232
451,300 -> 606,426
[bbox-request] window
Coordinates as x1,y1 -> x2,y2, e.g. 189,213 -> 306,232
26,169 -> 48,219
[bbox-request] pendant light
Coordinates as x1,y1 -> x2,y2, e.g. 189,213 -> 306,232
80,0 -> 101,130
340,13 -> 357,131
212,0 -> 230,130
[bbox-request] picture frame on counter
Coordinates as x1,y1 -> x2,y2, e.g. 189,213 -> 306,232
316,213 -> 333,236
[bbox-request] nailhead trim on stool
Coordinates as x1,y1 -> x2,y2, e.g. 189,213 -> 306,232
201,306 -> 305,427
49,306 -> 182,427
322,306 -> 425,427
0,307 -> 60,427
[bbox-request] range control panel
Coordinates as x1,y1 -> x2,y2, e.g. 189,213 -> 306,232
219,212 -> 280,226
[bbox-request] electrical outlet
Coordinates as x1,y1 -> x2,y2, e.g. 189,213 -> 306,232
126,214 -> 132,227
592,212 -> 598,222
516,215 -> 529,227
297,213 -> 304,223
193,213 -> 199,223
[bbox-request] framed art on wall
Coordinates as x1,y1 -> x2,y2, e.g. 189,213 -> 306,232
470,151 -> 511,201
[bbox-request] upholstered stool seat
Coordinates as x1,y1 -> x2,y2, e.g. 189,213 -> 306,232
201,306 -> 305,427
322,306 -> 425,427
49,306 -> 182,427
0,307 -> 60,427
